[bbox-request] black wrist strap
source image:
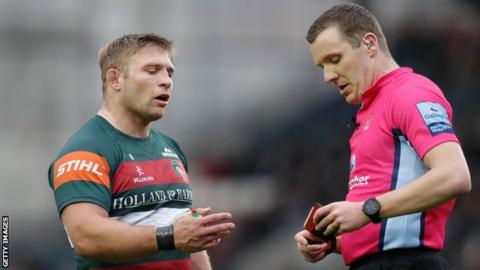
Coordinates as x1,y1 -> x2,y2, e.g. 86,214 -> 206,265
156,225 -> 175,251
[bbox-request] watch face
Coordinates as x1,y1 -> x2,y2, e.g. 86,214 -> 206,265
364,199 -> 380,215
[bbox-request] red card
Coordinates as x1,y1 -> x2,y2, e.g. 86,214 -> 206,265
303,203 -> 336,245
303,203 -> 321,234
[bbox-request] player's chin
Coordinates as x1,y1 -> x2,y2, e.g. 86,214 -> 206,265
145,111 -> 165,122
345,95 -> 360,105
344,97 -> 354,104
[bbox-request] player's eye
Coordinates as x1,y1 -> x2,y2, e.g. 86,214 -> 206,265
330,55 -> 341,64
146,68 -> 158,74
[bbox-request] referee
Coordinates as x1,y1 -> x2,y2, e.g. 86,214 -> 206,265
295,3 -> 471,269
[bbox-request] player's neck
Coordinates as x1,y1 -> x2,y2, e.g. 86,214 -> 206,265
374,54 -> 399,79
98,105 -> 151,138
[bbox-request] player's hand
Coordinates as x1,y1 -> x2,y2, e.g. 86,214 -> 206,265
313,201 -> 370,236
173,207 -> 235,253
294,230 -> 332,263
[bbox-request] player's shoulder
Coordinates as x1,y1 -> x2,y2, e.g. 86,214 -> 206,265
151,128 -> 179,147
54,116 -> 118,161
390,70 -> 444,101
380,71 -> 448,117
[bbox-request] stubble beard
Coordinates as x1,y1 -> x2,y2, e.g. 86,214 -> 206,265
126,101 -> 165,126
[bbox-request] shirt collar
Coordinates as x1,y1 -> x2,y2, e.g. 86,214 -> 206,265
360,67 -> 413,109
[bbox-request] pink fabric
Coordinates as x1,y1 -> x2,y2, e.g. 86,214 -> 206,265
341,67 -> 458,265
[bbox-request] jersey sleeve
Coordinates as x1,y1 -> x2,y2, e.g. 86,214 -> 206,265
388,77 -> 459,159
48,126 -> 118,215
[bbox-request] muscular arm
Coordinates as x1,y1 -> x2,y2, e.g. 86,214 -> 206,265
377,141 -> 471,218
61,203 -> 158,262
61,203 -> 235,262
315,142 -> 471,235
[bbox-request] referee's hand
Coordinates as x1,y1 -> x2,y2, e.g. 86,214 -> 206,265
313,201 -> 370,236
294,230 -> 333,263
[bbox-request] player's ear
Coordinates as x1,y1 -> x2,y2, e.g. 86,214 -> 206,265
106,68 -> 121,91
366,41 -> 373,50
362,32 -> 377,55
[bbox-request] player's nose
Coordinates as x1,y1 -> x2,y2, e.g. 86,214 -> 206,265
158,72 -> 172,89
323,68 -> 338,84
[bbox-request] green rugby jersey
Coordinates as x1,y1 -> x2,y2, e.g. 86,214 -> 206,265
48,115 -> 193,270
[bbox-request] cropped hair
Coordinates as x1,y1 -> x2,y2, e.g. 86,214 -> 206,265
98,33 -> 175,92
306,3 -> 389,54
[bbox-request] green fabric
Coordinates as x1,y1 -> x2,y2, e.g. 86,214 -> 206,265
48,115 -> 192,270
55,181 -> 112,212
78,250 -> 190,269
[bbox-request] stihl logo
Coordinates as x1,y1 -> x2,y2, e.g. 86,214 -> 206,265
53,151 -> 110,190
57,160 -> 103,177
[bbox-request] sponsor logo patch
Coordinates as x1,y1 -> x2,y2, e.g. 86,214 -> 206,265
53,151 -> 110,189
112,188 -> 192,210
416,102 -> 454,135
348,175 -> 370,190
171,160 -> 187,181
162,147 -> 179,159
133,165 -> 155,184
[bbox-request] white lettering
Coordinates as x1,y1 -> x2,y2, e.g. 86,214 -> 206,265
112,197 -> 124,210
176,189 -> 185,200
348,175 -> 370,190
133,176 -> 155,183
56,159 -> 103,177
162,152 -> 179,158
124,196 -> 135,207
92,164 -> 103,176
57,160 -> 77,177
73,159 -> 81,170
57,164 -> 66,177
154,190 -> 165,201
167,190 -> 176,200
112,189 -> 193,210
65,160 -> 77,172
2,216 -> 8,267
78,160 -> 93,171
134,194 -> 142,205
425,113 -> 448,120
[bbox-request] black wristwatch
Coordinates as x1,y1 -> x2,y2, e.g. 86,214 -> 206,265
362,198 -> 381,223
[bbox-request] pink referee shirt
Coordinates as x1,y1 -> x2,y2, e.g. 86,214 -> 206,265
342,67 -> 459,265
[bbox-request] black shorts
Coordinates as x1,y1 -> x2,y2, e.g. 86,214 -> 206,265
350,248 -> 450,270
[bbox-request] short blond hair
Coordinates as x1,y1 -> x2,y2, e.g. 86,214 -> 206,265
98,33 -> 175,92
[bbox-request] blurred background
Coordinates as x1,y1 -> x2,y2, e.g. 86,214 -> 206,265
0,0 -> 479,269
